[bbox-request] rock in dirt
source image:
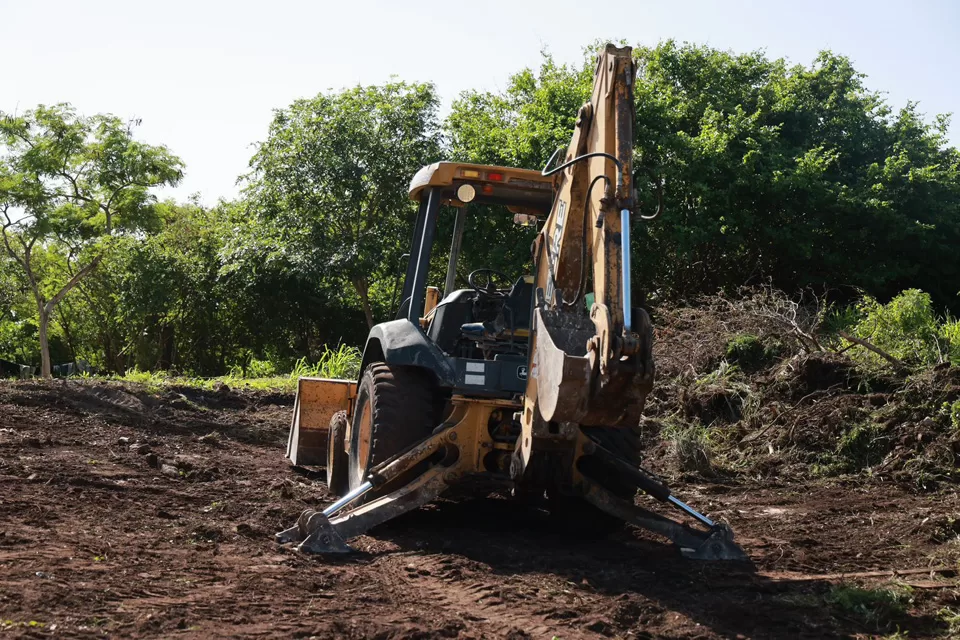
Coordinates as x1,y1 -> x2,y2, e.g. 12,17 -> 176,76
198,432 -> 221,445
169,394 -> 195,410
173,455 -> 200,470
274,479 -> 295,499
160,463 -> 180,478
130,442 -> 151,455
191,525 -> 223,542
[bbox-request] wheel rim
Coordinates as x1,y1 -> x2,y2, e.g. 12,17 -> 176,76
355,402 -> 372,485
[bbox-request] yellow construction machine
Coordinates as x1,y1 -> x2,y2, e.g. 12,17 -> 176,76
277,44 -> 746,561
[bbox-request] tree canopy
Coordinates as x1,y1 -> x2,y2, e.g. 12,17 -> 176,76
243,81 -> 442,328
449,42 -> 960,309
2,41 -> 958,375
0,104 -> 183,376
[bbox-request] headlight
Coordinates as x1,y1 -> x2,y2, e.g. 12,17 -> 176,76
456,183 -> 476,203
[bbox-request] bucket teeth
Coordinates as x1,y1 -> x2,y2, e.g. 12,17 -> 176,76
275,509 -> 353,554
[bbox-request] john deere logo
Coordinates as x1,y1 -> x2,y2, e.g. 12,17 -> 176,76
517,365 -> 527,380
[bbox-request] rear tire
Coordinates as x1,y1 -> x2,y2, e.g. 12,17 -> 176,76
582,424 -> 644,475
326,411 -> 349,497
549,424 -> 645,537
347,363 -> 440,493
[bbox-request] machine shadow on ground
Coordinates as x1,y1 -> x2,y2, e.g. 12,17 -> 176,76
360,496 -> 946,639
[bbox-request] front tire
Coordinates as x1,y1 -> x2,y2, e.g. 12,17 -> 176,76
347,363 -> 440,493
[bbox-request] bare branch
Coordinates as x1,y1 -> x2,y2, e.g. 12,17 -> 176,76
45,254 -> 103,313
837,330 -> 907,372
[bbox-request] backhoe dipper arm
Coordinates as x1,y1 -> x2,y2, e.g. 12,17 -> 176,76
522,44 -> 653,437
539,44 -> 635,333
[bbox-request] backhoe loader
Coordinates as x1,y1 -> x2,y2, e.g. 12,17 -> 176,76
277,44 -> 747,561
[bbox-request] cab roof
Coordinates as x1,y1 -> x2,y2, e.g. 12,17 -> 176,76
408,162 -> 554,209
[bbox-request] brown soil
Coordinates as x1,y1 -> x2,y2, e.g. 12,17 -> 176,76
1,380 -> 959,639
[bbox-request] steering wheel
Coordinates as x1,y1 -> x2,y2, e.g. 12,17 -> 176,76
468,268 -> 512,298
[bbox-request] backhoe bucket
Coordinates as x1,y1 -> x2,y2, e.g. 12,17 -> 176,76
533,308 -> 652,427
286,377 -> 356,466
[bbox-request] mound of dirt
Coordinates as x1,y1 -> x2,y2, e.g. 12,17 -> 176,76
775,352 -> 863,398
648,297 -> 960,491
2,379 -> 292,447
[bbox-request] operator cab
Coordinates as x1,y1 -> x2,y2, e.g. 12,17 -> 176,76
391,162 -> 554,396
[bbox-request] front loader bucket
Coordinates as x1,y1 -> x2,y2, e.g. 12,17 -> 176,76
286,377 -> 356,466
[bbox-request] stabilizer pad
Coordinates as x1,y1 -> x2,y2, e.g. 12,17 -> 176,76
680,524 -> 749,562
275,509 -> 353,554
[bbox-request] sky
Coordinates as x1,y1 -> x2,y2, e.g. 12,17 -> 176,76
3,0 -> 958,205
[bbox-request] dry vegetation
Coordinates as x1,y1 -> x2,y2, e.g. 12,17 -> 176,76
644,288 -> 960,493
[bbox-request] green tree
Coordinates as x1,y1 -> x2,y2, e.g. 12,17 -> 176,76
629,42 -> 960,306
0,104 -> 183,376
447,43 -> 960,311
243,81 -> 442,328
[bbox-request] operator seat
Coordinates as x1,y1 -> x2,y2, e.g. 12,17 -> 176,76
461,275 -> 534,339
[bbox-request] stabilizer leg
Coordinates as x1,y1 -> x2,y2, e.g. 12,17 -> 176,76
575,435 -> 749,562
277,418 -> 467,554
275,508 -> 353,553
580,482 -> 748,561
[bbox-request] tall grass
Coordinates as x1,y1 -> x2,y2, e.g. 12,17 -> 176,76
108,344 -> 363,393
288,344 -> 362,380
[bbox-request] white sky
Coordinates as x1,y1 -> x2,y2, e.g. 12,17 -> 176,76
3,0 -> 958,205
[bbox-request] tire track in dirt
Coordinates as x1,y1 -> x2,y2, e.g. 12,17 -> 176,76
4,380 -> 959,639
379,552 -> 599,640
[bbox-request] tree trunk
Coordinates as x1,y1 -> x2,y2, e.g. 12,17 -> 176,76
21,255 -> 105,379
158,324 -> 175,370
354,277 -> 375,329
38,307 -> 52,379
57,306 -> 77,363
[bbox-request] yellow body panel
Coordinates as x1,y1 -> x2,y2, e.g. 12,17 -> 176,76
286,377 -> 356,466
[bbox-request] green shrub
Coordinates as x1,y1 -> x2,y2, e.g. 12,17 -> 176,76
662,420 -> 715,473
941,400 -> 960,431
826,584 -> 909,625
815,421 -> 891,476
724,334 -> 779,371
939,607 -> 960,637
835,421 -> 890,470
943,317 -> 960,365
823,303 -> 861,335
246,358 -> 278,378
852,289 -> 945,367
290,344 -> 362,381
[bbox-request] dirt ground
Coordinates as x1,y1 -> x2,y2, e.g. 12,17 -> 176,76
1,380 -> 958,639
